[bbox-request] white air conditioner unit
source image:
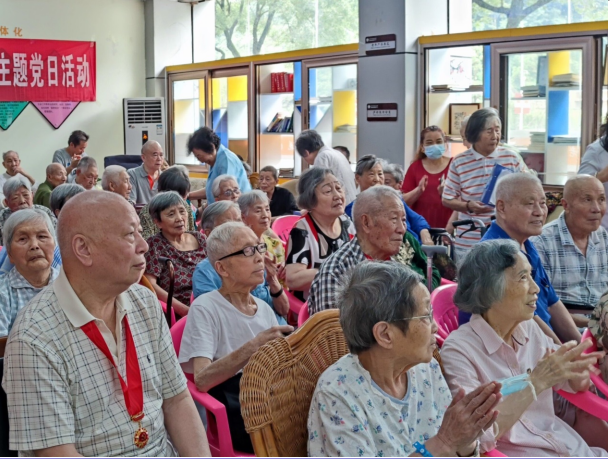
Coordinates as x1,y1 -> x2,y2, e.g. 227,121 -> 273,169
123,97 -> 166,155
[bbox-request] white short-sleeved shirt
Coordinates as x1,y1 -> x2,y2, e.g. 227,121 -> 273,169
179,289 -> 278,374
308,353 -> 452,457
314,145 -> 358,204
2,268 -> 187,457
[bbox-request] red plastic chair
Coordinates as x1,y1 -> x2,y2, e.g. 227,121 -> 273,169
286,290 -> 304,326
170,317 -> 255,457
271,215 -> 300,245
297,301 -> 310,327
430,284 -> 459,340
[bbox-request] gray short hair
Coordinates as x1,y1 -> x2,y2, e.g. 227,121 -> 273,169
206,221 -> 248,266
3,175 -> 31,199
212,174 -> 237,198
76,156 -> 97,173
2,150 -> 17,161
495,172 -> 543,203
3,208 -> 56,252
454,239 -> 521,315
260,165 -> 278,181
464,107 -> 502,145
50,184 -> 86,214
148,191 -> 184,222
382,162 -> 404,184
339,261 -> 422,354
297,167 -> 334,210
201,200 -> 240,231
101,165 -> 126,191
295,130 -> 324,157
355,154 -> 382,176
237,190 -> 269,216
352,186 -> 402,233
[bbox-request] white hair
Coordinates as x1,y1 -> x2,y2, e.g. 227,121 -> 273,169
101,165 -> 127,191
3,208 -> 56,252
495,173 -> 543,203
211,174 -> 238,198
237,190 -> 268,216
3,175 -> 31,199
206,221 -> 248,267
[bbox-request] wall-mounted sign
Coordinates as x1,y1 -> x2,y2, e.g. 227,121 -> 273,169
366,103 -> 398,122
0,101 -> 28,129
364,34 -> 396,56
0,38 -> 96,102
32,101 -> 79,129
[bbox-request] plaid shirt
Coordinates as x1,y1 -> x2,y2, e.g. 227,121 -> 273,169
2,268 -> 186,456
308,234 -> 440,315
531,212 -> 608,307
0,267 -> 59,336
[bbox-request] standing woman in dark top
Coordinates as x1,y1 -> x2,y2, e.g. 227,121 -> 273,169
259,165 -> 300,218
285,168 -> 355,302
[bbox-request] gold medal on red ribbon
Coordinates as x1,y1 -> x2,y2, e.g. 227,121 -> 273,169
132,412 -> 149,449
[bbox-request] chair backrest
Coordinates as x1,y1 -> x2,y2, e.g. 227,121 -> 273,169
431,284 -> 459,339
138,275 -> 155,293
170,316 -> 188,356
278,179 -> 299,199
297,301 -> 310,327
103,154 -> 142,170
271,215 -> 300,244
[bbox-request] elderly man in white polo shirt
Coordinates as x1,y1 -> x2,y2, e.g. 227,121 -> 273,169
3,191 -> 210,457
128,140 -> 164,205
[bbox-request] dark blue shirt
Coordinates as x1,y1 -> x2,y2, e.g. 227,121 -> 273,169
344,199 -> 430,243
458,221 -> 559,328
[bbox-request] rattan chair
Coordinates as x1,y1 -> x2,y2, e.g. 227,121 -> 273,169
240,309 -> 444,457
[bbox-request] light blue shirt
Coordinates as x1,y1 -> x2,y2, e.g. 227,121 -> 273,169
205,145 -> 251,204
192,258 -> 287,325
0,246 -> 62,276
0,266 -> 59,335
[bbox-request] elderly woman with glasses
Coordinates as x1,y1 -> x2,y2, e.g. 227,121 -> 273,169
442,240 -> 606,457
144,191 -> 207,316
345,154 -> 433,245
180,222 -> 292,453
308,261 -> 501,457
0,209 -> 59,336
286,167 -> 355,302
139,166 -> 196,240
211,174 -> 241,203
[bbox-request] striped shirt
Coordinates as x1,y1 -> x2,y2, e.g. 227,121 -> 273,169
442,146 -> 526,251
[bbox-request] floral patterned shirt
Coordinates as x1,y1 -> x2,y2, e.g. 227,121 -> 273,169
307,353 -> 451,457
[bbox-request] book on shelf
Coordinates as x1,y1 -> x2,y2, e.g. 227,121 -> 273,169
468,84 -> 483,91
335,124 -> 357,133
528,131 -> 546,151
520,85 -> 546,97
430,84 -> 467,91
550,73 -> 580,87
265,111 -> 294,133
551,135 -> 579,144
270,72 -> 294,93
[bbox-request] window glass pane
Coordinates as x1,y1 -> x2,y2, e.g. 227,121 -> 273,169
214,0 -> 358,60
173,79 -> 205,165
212,75 -> 249,162
451,0 -> 608,33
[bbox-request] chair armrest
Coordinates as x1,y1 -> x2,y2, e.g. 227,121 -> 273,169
483,448 -> 507,457
187,380 -> 237,457
428,228 -> 449,236
590,373 -> 608,397
286,290 -> 304,316
555,388 -> 608,422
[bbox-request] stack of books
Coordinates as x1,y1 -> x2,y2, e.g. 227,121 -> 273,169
528,131 -> 546,151
552,135 -> 579,144
550,73 -> 580,87
520,85 -> 545,97
430,84 -> 467,91
468,84 -> 483,91
271,72 -> 294,93
265,112 -> 294,133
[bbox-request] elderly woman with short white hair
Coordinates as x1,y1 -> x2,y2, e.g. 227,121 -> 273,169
211,174 -> 241,202
308,261 -> 501,457
442,239 -> 606,456
0,175 -> 57,242
0,209 -> 59,335
144,191 -> 207,317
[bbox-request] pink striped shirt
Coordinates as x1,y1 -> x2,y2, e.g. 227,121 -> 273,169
442,147 -> 526,250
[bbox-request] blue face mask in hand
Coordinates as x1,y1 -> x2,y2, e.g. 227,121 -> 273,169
424,144 -> 445,160
499,373 -> 536,399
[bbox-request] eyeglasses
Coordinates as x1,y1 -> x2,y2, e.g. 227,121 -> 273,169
392,309 -> 434,324
222,188 -> 241,197
218,243 -> 267,261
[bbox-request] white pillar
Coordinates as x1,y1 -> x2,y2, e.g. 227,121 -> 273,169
357,0 -> 448,167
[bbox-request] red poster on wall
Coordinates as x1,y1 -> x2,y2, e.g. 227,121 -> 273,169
0,38 -> 95,102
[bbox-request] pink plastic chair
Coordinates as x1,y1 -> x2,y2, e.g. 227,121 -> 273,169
581,328 -> 607,397
430,284 -> 459,340
297,301 -> 310,327
271,215 -> 300,245
170,317 -> 255,457
159,301 -> 177,327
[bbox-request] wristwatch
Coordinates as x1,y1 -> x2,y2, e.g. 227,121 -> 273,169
466,200 -> 473,214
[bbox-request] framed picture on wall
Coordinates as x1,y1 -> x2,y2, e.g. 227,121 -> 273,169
449,103 -> 480,136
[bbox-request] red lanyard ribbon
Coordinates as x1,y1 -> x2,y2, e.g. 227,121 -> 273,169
81,316 -> 149,448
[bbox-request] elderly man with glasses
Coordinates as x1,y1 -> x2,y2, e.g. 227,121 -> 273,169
179,221 -> 292,454
128,140 -> 164,205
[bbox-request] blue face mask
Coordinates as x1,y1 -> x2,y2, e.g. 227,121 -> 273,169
499,373 -> 536,398
424,144 -> 445,160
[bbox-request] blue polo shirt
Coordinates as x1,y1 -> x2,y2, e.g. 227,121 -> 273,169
205,144 -> 252,204
344,199 -> 430,243
458,221 -> 559,328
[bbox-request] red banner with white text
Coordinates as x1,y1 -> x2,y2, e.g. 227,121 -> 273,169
0,38 -> 96,102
